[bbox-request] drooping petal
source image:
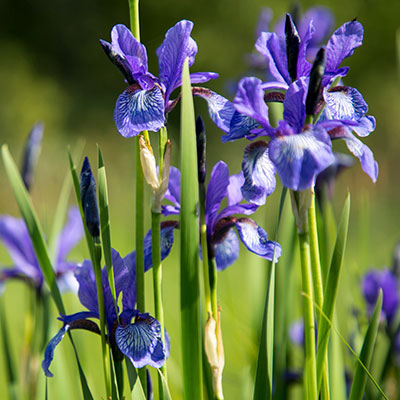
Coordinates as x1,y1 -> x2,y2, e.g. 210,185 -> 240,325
233,77 -> 271,132
157,20 -> 198,100
143,221 -> 179,272
214,228 -> 240,271
329,127 -> 378,182
58,311 -> 99,324
110,24 -> 149,77
56,207 -> 84,268
241,141 -> 276,206
235,218 -> 282,261
255,32 -> 290,84
323,86 -> 368,122
325,21 -> 363,72
269,125 -> 334,190
116,313 -> 166,368
189,72 -> 219,85
74,260 -> 98,314
216,204 -> 258,223
283,78 -> 308,131
227,172 -> 245,206
0,216 -> 41,283
42,325 -> 70,377
352,115 -> 376,138
205,162 -> 230,228
192,88 -> 236,134
222,111 -> 260,142
114,85 -> 165,137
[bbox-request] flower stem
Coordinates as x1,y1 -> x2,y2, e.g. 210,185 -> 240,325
128,0 -> 140,40
92,236 -> 111,398
298,231 -> 318,400
208,257 -> 218,323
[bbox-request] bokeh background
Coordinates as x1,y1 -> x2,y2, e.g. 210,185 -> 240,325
1,0 -> 400,398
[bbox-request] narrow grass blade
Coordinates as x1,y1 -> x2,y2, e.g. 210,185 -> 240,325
97,146 -> 118,315
180,58 -> 203,400
158,369 -> 172,400
1,145 -> 65,314
253,187 -> 287,400
125,359 -> 146,400
48,139 -> 85,262
0,299 -> 18,400
349,291 -> 383,400
316,194 -> 350,388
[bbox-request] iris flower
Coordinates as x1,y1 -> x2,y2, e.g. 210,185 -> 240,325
42,223 -> 177,376
0,207 -> 83,293
100,20 -> 230,137
162,161 -> 281,270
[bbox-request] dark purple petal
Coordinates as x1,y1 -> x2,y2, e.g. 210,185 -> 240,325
56,207 -> 84,269
283,78 -> 308,131
114,85 -> 165,137
227,172 -> 245,206
324,86 -> 368,122
42,325 -> 69,377
325,21 -> 363,72
352,116 -> 376,138
296,22 -> 313,78
74,260 -> 98,314
157,20 -> 198,100
216,204 -> 258,225
241,141 -> 276,206
164,166 -> 181,207
161,204 -> 180,217
222,111 -> 260,143
235,218 -> 282,261
122,251 -> 137,311
58,311 -> 99,324
143,221 -> 179,272
0,216 -> 41,283
269,125 -> 334,190
192,88 -> 235,133
329,127 -> 378,182
110,24 -> 149,78
205,162 -> 230,228
214,228 -> 240,271
255,32 -> 290,84
233,77 -> 271,132
116,313 -> 166,368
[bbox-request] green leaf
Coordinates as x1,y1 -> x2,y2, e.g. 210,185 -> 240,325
158,369 -> 172,400
1,145 -> 65,315
97,146 -> 118,317
180,58 -> 203,400
349,291 -> 383,400
316,193 -> 350,388
253,187 -> 287,400
125,359 -> 147,400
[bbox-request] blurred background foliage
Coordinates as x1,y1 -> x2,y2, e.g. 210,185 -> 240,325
0,0 -> 400,398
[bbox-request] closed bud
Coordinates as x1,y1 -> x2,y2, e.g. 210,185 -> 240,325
21,122 -> 44,192
196,116 -> 207,184
285,14 -> 301,82
306,47 -> 326,116
80,157 -> 100,237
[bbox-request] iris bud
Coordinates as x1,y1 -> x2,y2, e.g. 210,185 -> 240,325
285,14 -> 301,82
306,47 -> 326,116
196,116 -> 207,184
80,157 -> 100,237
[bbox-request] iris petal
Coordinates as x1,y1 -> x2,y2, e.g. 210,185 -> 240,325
241,141 -> 276,206
269,126 -> 334,190
75,260 -> 98,314
222,111 -> 260,142
214,229 -> 240,271
115,314 -> 166,368
235,218 -> 282,261
114,85 -> 165,137
42,325 -> 69,377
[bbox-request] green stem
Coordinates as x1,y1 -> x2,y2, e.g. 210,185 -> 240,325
92,236 -> 111,398
199,184 -> 212,316
298,231 -> 318,400
128,0 -> 140,40
208,257 -> 218,323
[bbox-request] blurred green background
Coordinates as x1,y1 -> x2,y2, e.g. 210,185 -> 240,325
1,0 -> 400,398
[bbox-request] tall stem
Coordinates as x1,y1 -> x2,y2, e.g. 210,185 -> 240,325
298,232 -> 318,400
92,237 -> 111,398
128,0 -> 140,40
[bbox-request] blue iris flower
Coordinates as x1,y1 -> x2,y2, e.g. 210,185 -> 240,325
162,162 -> 281,271
42,222 -> 177,377
100,20 -> 233,137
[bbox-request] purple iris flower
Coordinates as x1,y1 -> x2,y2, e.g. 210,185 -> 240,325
42,222 -> 177,377
362,268 -> 399,326
162,162 -> 281,270
100,21 -> 230,137
0,207 -> 83,293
